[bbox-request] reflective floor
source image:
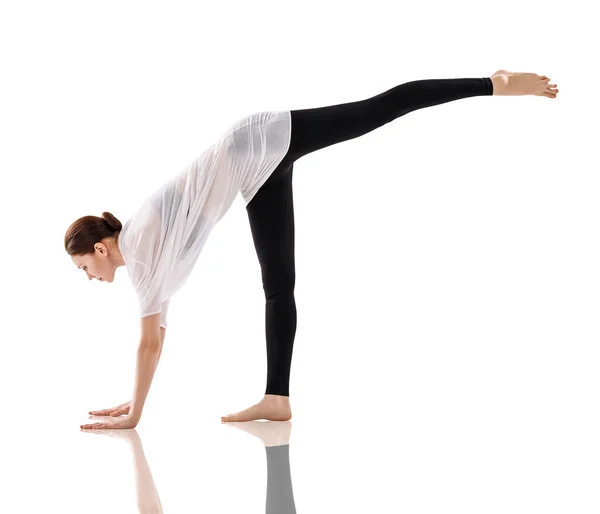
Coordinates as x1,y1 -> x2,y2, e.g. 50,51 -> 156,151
3,398 -> 599,513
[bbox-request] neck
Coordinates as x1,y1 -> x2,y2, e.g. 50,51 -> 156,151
112,232 -> 126,268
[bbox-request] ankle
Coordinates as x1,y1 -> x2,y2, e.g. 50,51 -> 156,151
264,394 -> 290,403
490,74 -> 508,96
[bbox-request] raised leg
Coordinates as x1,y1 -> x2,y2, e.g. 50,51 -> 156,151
285,77 -> 494,163
285,71 -> 557,165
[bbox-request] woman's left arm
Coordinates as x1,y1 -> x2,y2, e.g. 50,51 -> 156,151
81,313 -> 163,430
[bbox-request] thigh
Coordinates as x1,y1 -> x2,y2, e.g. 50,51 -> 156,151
246,166 -> 296,294
285,94 -> 395,163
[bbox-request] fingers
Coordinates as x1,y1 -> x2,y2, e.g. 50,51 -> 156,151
89,409 -> 113,415
110,406 -> 130,417
90,409 -> 122,416
81,423 -> 106,429
89,402 -> 130,416
83,402 -> 133,429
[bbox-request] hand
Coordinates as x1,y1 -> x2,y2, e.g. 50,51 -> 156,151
88,401 -> 131,418
81,414 -> 140,430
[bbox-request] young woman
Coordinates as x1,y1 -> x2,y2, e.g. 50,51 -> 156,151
68,70 -> 559,429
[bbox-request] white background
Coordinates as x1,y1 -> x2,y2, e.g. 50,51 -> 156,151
1,0 -> 598,512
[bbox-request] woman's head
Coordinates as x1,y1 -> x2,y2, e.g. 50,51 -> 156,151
65,212 -> 125,283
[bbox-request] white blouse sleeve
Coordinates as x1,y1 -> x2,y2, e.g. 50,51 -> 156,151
160,299 -> 170,329
126,203 -> 168,322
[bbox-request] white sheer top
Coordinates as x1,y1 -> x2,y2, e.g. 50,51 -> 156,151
117,110 -> 292,328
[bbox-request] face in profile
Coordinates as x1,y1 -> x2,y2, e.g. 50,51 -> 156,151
71,240 -> 117,283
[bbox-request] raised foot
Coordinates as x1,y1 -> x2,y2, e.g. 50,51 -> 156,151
490,69 -> 559,98
221,394 -> 292,423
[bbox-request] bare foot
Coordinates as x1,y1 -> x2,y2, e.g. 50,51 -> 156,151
221,394 -> 292,423
490,69 -> 559,98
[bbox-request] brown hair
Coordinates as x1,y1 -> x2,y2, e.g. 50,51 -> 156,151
64,212 -> 123,256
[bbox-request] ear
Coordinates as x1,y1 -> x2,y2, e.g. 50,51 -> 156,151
140,312 -> 161,345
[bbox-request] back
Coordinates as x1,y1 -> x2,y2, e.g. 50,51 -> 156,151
118,110 -> 292,327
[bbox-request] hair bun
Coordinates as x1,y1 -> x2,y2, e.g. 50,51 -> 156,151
101,211 -> 123,231
64,212 -> 124,256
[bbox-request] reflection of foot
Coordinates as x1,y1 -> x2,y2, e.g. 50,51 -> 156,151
223,420 -> 292,447
221,394 -> 292,422
490,70 -> 559,98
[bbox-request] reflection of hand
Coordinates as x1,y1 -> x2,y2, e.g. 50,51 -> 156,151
81,414 -> 139,430
79,427 -> 141,443
89,401 -> 132,417
79,426 -> 163,512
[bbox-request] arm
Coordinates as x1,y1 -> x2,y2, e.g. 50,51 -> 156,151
128,312 -> 164,422
158,326 -> 166,359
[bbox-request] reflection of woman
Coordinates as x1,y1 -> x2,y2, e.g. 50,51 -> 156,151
70,70 -> 558,429
81,428 -> 163,512
224,421 -> 296,514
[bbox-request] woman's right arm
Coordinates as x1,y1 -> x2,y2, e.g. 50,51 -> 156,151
157,326 -> 166,362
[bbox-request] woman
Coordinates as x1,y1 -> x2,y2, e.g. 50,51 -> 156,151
69,70 -> 559,429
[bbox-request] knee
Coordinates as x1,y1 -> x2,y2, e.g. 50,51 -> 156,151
263,272 -> 295,301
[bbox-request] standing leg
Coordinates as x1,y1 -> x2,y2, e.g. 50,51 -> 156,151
222,162 -> 296,422
250,167 -> 297,398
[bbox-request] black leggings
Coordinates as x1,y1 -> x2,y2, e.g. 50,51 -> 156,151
246,77 -> 494,397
